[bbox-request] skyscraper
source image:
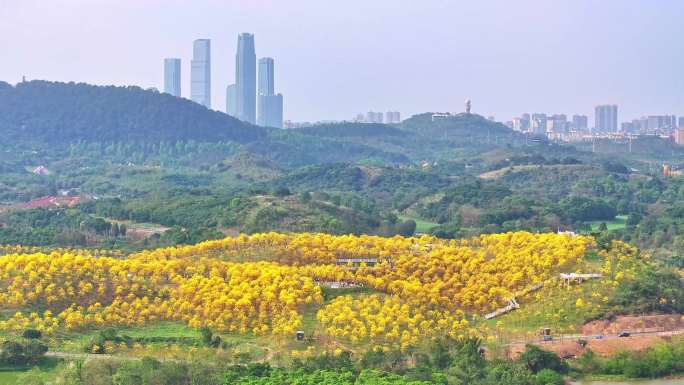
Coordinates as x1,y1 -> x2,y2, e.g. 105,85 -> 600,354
258,58 -> 274,96
226,84 -> 237,116
163,58 -> 181,97
191,39 -> 211,108
594,105 -> 618,132
257,57 -> 283,128
236,33 -> 256,124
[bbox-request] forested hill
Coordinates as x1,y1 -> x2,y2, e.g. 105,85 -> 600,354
0,80 -> 530,167
0,80 -> 266,145
400,112 -> 520,143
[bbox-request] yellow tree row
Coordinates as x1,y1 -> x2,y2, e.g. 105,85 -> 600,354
0,253 -> 321,335
317,294 -> 474,351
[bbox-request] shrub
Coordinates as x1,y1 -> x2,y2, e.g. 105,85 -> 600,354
519,345 -> 567,374
535,369 -> 564,385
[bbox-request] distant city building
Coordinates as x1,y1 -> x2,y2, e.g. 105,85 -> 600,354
630,117 -> 649,132
258,94 -> 283,128
365,111 -> 383,123
621,122 -> 636,133
676,128 -> 684,145
191,39 -> 211,108
236,33 -> 257,124
512,117 -> 524,131
512,114 -> 531,132
163,58 -> 181,97
594,104 -> 618,132
571,115 -> 588,130
431,113 -> 452,122
679,117 -> 684,128
547,114 -> 568,134
521,113 -> 530,124
258,57 -> 274,96
531,113 -> 547,135
646,115 -> 677,130
226,84 -> 237,116
385,111 -> 401,123
256,57 -> 283,128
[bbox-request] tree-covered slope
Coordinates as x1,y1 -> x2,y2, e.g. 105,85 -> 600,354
0,80 -> 266,145
400,112 -> 520,143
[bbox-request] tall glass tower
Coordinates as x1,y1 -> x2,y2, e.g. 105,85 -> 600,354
163,58 -> 181,97
191,39 -> 211,108
235,33 -> 256,124
226,84 -> 237,116
258,57 -> 274,96
257,57 -> 283,128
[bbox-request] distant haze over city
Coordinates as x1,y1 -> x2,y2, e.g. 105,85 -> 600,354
1,0 -> 683,122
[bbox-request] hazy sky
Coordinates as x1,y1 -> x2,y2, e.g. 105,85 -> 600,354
1,0 -> 683,123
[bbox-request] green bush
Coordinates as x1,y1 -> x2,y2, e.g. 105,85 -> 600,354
519,345 -> 567,374
535,369 -> 563,385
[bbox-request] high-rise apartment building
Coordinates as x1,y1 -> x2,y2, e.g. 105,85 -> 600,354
676,128 -> 684,146
236,33 -> 257,124
366,111 -> 383,124
512,117 -> 524,131
226,84 -> 237,116
191,39 -> 211,108
531,113 -> 547,135
512,113 -> 531,132
679,117 -> 684,128
594,105 -> 618,132
572,115 -> 588,130
163,58 -> 181,97
548,114 -> 568,134
258,94 -> 283,128
621,122 -> 636,133
256,57 -> 283,128
385,111 -> 401,124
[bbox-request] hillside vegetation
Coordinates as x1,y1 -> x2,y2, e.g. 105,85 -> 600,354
0,81 -> 265,145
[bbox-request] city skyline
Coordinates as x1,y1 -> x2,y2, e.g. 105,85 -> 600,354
1,1 -> 683,122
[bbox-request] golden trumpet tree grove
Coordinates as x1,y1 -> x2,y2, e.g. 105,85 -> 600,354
0,231 -> 596,349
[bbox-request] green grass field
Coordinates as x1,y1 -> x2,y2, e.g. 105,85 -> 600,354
588,214 -> 628,232
0,358 -> 61,385
398,215 -> 439,233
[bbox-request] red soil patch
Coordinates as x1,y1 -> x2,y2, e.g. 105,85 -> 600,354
505,314 -> 684,359
21,196 -> 81,209
582,314 -> 684,335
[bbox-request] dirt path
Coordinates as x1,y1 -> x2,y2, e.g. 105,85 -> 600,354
46,351 -> 179,362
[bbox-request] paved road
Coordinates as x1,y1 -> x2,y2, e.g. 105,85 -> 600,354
503,328 -> 684,348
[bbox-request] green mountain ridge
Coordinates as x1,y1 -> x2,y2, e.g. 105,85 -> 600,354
0,80 -> 266,144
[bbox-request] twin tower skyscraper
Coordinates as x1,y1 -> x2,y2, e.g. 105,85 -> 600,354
163,33 -> 283,128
